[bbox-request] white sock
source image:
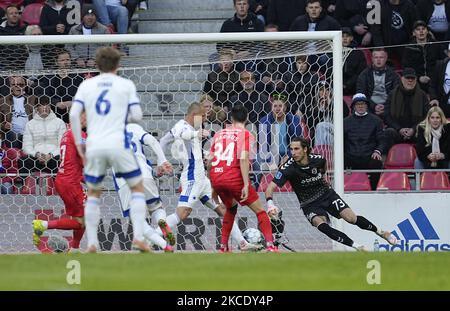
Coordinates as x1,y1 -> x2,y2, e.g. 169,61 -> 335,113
130,192 -> 146,241
151,208 -> 167,226
230,221 -> 246,245
376,228 -> 383,235
85,197 -> 101,248
156,212 -> 180,236
143,223 -> 167,249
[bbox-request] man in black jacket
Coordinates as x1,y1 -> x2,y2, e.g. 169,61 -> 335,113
356,49 -> 400,120
385,68 -> 430,145
290,0 -> 341,31
403,20 -> 444,93
220,0 -> 265,33
429,44 -> 450,117
344,93 -> 387,190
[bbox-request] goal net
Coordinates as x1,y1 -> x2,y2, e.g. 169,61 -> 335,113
0,32 -> 348,253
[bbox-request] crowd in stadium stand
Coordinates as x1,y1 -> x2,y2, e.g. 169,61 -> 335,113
1,0 -> 450,194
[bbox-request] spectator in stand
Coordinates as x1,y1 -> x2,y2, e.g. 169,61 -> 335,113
342,27 -> 366,95
258,92 -> 302,170
255,24 -> 294,95
38,48 -> 84,123
203,49 -> 241,112
356,49 -> 400,120
402,20 -> 443,93
92,0 -> 129,34
19,96 -> 66,175
219,0 -> 264,62
290,0 -> 341,31
306,80 -> 348,146
385,68 -> 430,146
417,0 -> 450,42
0,5 -> 28,71
249,0 -> 268,25
230,70 -> 271,125
429,44 -> 450,118
335,0 -> 373,46
0,76 -> 36,149
344,93 -> 388,190
24,25 -> 44,80
39,0 -> 76,35
67,7 -> 110,69
290,0 -> 340,77
0,5 -> 26,35
281,55 -> 320,116
370,0 -> 417,61
415,106 -> 450,169
267,0 -> 306,31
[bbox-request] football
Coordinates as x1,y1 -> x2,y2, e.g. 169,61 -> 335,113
243,228 -> 263,245
47,235 -> 69,253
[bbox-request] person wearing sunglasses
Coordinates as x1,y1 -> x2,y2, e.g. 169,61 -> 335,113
0,76 -> 36,149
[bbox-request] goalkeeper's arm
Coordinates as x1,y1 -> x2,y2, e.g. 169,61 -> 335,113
265,181 -> 279,218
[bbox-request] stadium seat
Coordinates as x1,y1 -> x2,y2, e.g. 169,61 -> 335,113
376,172 -> 411,191
344,172 -> 371,191
420,172 -> 450,191
0,0 -> 24,10
257,173 -> 292,192
21,3 -> 44,26
384,143 -> 416,169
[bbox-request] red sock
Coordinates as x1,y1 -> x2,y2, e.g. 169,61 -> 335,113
257,211 -> 274,243
71,228 -> 85,249
48,219 -> 82,230
221,207 -> 237,246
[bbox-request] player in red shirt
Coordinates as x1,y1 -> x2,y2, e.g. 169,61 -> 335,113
32,113 -> 87,252
209,104 -> 278,252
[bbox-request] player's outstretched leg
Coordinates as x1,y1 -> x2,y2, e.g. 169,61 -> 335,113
32,218 -> 83,248
340,209 -> 397,245
313,216 -> 368,251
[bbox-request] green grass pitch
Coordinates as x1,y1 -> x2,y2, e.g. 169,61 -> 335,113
0,252 -> 449,290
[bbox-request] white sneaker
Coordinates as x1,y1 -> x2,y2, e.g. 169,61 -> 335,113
378,231 -> 397,245
139,1 -> 147,10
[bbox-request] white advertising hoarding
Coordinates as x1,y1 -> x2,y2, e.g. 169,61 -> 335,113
342,193 -> 450,252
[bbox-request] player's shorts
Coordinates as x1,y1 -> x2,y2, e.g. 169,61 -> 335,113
55,178 -> 85,218
302,190 -> 350,225
118,177 -> 162,216
84,148 -> 142,189
178,177 -> 213,209
212,181 -> 259,209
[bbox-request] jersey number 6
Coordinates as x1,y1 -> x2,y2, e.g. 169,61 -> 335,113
95,90 -> 112,116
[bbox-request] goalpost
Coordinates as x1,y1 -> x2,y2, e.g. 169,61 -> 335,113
0,31 -> 347,253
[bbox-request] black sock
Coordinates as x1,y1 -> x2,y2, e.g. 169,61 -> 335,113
317,223 -> 354,247
354,216 -> 378,233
